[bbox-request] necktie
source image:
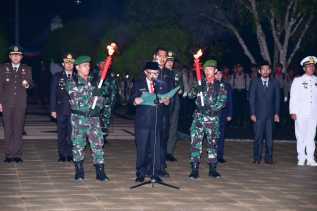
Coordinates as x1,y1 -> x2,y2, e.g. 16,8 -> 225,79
67,74 -> 71,79
13,67 -> 17,72
263,81 -> 268,88
149,81 -> 154,93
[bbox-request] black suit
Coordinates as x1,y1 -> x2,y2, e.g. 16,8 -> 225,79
50,71 -> 75,158
131,78 -> 168,178
249,77 -> 280,162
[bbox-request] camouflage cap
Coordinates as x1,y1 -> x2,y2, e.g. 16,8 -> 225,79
203,59 -> 217,68
75,55 -> 91,65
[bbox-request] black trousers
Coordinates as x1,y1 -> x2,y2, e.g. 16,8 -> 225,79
2,105 -> 26,158
253,118 -> 273,161
160,113 -> 169,170
232,89 -> 248,126
57,114 -> 72,157
217,114 -> 227,160
135,127 -> 161,177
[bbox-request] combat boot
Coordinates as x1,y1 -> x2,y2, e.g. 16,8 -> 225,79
74,160 -> 85,181
95,164 -> 110,182
208,163 -> 221,178
188,162 -> 199,179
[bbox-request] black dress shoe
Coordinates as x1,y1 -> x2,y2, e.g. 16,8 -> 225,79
14,157 -> 23,163
67,156 -> 73,162
166,154 -> 177,162
4,157 -> 13,163
264,160 -> 273,164
135,176 -> 145,183
159,170 -> 170,178
252,160 -> 261,164
58,156 -> 66,162
218,158 -> 227,163
151,176 -> 162,183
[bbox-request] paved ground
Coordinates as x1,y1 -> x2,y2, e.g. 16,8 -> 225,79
0,106 -> 316,211
1,135 -> 317,210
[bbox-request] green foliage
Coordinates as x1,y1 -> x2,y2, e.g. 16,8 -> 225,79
95,22 -> 144,62
43,19 -> 95,62
110,26 -> 191,77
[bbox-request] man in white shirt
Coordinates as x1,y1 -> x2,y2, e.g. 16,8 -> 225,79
289,56 -> 317,166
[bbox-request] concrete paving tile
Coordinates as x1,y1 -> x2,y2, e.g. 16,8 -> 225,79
0,139 -> 316,210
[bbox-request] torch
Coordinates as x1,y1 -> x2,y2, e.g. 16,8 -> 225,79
193,49 -> 204,106
92,42 -> 118,109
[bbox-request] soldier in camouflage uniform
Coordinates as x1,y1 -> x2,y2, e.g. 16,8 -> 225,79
188,59 -> 227,179
91,63 -> 118,143
66,56 -> 109,182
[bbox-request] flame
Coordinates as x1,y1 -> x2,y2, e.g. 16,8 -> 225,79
193,49 -> 203,59
106,42 -> 118,56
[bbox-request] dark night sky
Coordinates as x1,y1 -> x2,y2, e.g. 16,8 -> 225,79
0,0 -> 122,48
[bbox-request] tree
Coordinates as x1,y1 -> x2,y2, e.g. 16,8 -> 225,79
107,26 -> 191,77
185,0 -> 316,70
43,19 -> 96,62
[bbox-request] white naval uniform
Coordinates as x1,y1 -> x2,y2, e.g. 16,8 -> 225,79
289,74 -> 317,163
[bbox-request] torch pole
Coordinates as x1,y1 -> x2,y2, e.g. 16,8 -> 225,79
194,58 -> 204,106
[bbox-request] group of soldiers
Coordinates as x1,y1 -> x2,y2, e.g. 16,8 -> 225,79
1,44 -> 317,184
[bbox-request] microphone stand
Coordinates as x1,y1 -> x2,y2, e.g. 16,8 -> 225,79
130,80 -> 180,190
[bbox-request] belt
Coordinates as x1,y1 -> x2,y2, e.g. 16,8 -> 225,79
71,110 -> 99,117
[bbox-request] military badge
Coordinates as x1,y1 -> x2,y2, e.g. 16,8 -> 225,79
302,82 -> 308,89
6,67 -> 10,72
5,78 -> 10,82
21,69 -> 26,75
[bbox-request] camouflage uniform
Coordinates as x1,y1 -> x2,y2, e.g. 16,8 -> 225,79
189,79 -> 227,164
91,68 -> 118,138
66,75 -> 105,164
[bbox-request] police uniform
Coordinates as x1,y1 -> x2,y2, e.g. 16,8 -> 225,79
188,60 -> 227,179
158,53 -> 175,175
289,56 -> 317,166
50,53 -> 75,161
66,56 -> 109,181
165,52 -> 184,161
0,46 -> 32,163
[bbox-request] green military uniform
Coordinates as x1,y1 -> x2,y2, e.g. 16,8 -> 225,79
66,56 -> 109,182
91,67 -> 118,140
188,59 -> 227,179
67,75 -> 104,163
